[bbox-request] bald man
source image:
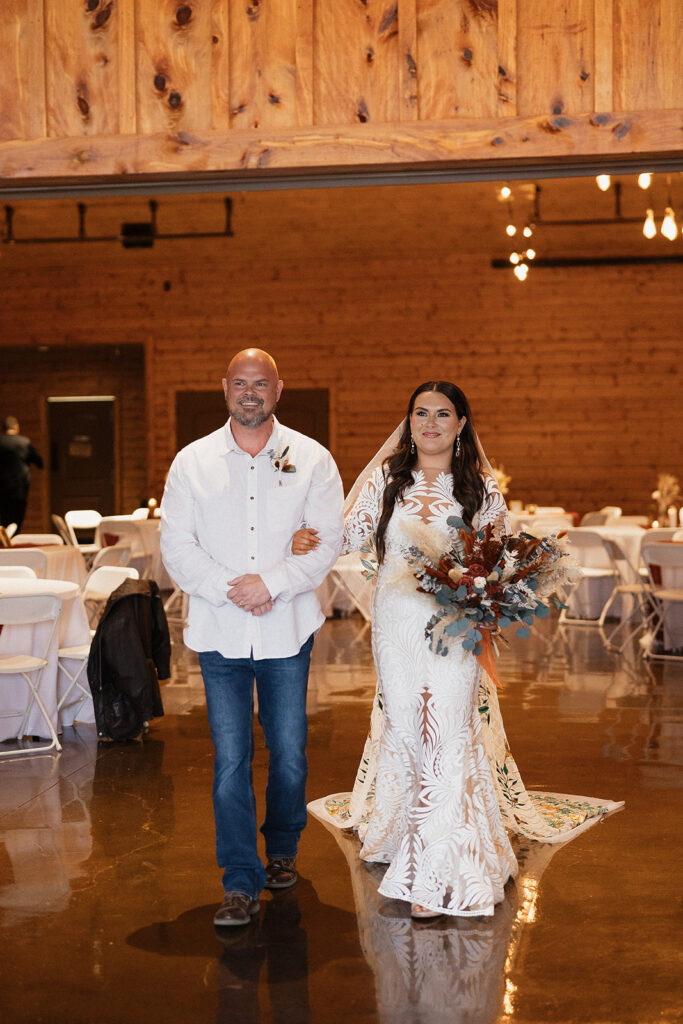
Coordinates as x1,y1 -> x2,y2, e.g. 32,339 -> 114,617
161,349 -> 344,927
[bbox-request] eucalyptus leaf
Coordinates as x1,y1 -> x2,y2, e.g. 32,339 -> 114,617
516,626 -> 531,639
534,603 -> 550,619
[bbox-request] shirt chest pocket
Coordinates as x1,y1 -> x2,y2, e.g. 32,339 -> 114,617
266,483 -> 307,531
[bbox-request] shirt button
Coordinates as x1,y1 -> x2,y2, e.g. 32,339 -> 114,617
250,466 -> 255,470
250,527 -> 255,531
250,556 -> 255,560
250,496 -> 254,501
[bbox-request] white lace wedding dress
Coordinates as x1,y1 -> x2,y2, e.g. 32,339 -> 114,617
308,467 -> 623,918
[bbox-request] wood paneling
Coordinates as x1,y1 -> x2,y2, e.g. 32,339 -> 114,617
1,184 -> 680,528
496,0 -> 517,117
417,0 -> 501,120
0,0 -> 45,142
593,0 -> 613,111
228,0 -> 299,130
614,0 -> 683,111
1,0 -> 682,183
2,107 -> 680,182
516,0 -> 594,117
314,0 -> 403,125
44,0 -> 134,138
135,0 -> 215,135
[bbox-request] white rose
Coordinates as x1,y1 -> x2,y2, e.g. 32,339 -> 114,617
474,576 -> 487,589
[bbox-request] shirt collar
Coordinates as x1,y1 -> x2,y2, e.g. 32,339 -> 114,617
223,416 -> 281,457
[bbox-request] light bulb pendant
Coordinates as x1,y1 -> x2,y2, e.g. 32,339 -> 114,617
643,209 -> 656,239
661,207 -> 678,241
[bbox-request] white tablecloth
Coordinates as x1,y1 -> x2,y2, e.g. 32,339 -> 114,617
97,516 -> 173,589
0,578 -> 94,742
0,545 -> 87,586
566,525 -> 649,620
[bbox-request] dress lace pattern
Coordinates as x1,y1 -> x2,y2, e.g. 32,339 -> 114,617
311,467 -> 623,918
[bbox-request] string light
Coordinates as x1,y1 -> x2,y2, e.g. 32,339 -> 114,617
637,172 -> 652,190
499,184 -> 512,199
522,224 -> 533,238
661,206 -> 678,241
513,263 -> 529,281
506,224 -> 517,236
509,252 -> 520,264
642,209 -> 656,239
596,174 -> 611,191
526,248 -> 536,260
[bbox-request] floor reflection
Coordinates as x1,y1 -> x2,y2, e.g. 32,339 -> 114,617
0,613 -> 681,1023
315,823 -> 564,1024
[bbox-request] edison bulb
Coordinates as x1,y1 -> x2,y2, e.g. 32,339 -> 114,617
661,207 -> 678,241
637,172 -> 652,190
509,252 -> 520,264
642,209 -> 656,239
526,248 -> 536,260
506,224 -> 517,237
596,174 -> 611,191
513,263 -> 529,281
500,185 -> 511,199
522,225 -> 533,238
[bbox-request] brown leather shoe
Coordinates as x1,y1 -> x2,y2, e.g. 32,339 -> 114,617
264,856 -> 297,889
213,892 -> 260,927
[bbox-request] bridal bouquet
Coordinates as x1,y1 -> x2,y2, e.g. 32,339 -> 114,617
403,516 -> 580,685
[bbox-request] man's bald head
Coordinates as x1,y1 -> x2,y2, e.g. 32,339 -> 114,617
226,348 -> 279,381
223,348 -> 283,430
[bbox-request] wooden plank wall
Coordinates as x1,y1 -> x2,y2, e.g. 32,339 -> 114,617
1,0 -> 682,177
1,188 -> 680,531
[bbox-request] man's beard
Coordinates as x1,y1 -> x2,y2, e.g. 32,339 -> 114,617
227,396 -> 276,428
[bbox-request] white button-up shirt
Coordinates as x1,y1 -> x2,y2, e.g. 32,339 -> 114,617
160,417 -> 344,659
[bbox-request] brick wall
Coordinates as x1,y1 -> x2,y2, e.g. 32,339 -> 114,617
1,187 -> 681,530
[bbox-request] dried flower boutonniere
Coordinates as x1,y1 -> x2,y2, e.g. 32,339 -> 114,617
268,446 -> 297,486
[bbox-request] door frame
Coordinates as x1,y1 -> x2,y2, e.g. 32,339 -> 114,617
46,394 -> 119,518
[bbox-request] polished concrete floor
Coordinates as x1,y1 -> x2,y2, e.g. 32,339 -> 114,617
1,615 -> 681,1024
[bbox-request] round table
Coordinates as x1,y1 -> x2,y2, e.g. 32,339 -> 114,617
0,578 -> 94,741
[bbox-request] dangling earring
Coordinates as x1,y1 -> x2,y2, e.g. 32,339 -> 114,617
455,434 -> 461,457
410,437 -> 416,455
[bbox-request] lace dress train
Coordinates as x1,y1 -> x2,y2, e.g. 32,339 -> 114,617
309,468 -> 623,918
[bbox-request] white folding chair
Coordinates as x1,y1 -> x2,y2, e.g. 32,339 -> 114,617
82,565 -> 139,628
88,544 -> 132,574
0,549 -> 48,577
580,511 -> 607,526
599,538 -> 656,652
11,533 -> 64,546
0,594 -> 62,757
99,520 -> 152,579
559,530 -> 617,627
5,523 -> 18,539
51,514 -> 76,546
64,509 -> 101,563
131,507 -> 149,520
57,642 -> 92,716
641,544 -> 683,661
0,565 -> 37,578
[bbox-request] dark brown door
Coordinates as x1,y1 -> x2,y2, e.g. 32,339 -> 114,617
48,397 -> 116,517
176,389 -> 330,453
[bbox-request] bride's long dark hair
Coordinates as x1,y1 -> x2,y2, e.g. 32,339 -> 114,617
375,381 -> 487,565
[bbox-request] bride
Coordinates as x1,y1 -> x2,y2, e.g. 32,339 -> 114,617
294,380 -> 622,920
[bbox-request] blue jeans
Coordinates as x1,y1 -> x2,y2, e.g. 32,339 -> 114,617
199,634 -> 314,899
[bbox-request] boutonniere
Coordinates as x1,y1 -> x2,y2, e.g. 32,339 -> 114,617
268,446 -> 297,486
